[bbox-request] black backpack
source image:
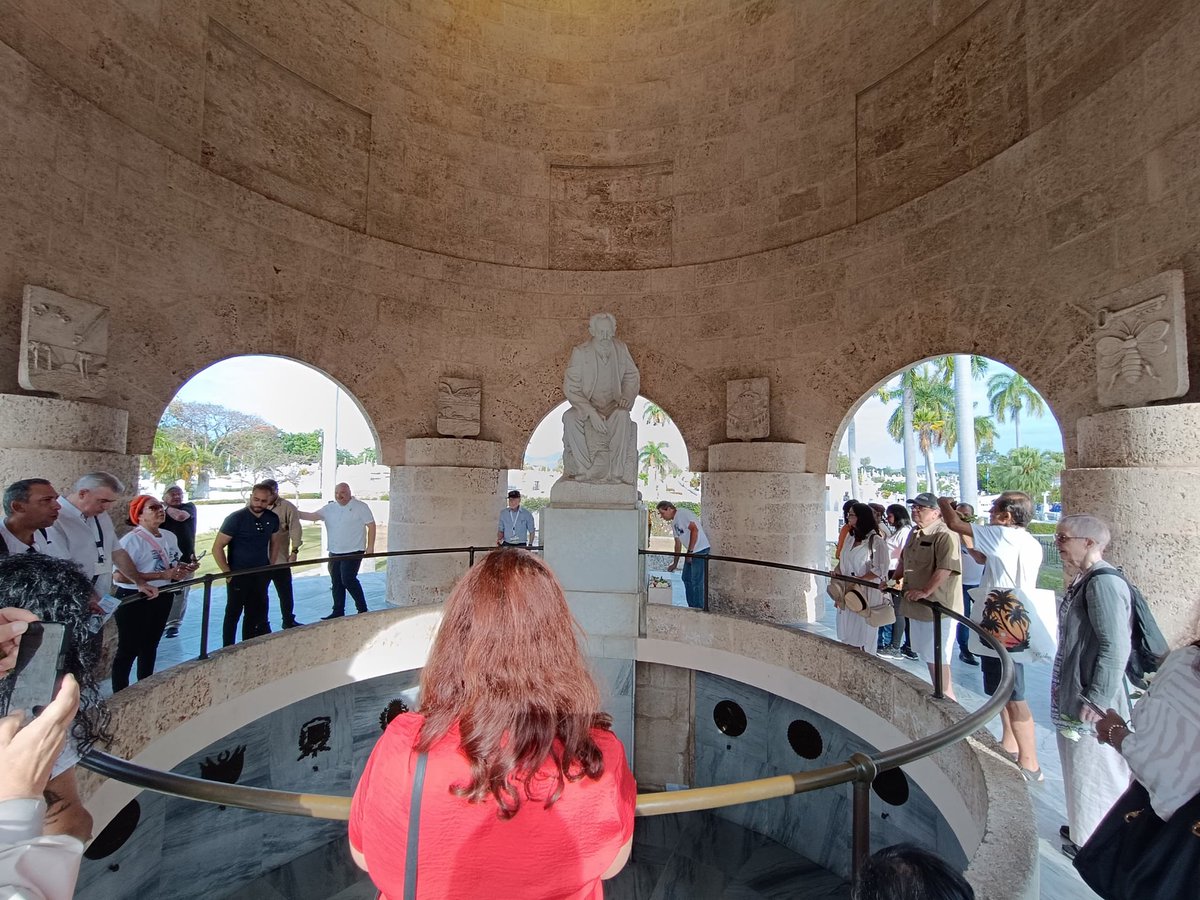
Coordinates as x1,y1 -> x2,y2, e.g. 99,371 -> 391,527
1074,567 -> 1169,690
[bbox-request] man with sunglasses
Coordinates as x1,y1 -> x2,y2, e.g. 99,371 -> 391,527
213,483 -> 284,646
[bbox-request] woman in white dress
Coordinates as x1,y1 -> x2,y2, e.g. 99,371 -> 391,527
834,504 -> 891,653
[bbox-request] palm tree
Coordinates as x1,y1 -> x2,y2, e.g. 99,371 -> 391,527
886,370 -> 954,493
941,355 -> 987,506
638,441 -> 675,483
847,417 -> 862,500
878,369 -> 922,497
987,372 -> 1046,449
642,402 -> 669,426
146,431 -> 213,492
911,406 -> 949,493
943,415 -> 999,457
993,447 -> 1061,496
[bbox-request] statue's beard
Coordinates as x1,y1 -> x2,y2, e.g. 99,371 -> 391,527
595,338 -> 614,358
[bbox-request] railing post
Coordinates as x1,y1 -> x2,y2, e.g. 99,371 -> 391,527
849,752 -> 877,882
702,554 -> 710,611
931,604 -> 944,699
469,547 -> 476,566
199,573 -> 214,661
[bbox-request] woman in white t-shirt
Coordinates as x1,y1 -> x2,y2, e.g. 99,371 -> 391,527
111,495 -> 197,692
834,504 -> 891,653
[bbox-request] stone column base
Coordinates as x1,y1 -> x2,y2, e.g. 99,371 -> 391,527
386,439 -> 505,607
1063,404 -> 1200,646
0,393 -> 138,494
542,486 -> 644,756
703,442 -> 826,623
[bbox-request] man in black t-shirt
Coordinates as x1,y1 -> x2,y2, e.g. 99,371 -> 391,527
213,483 -> 283,646
160,485 -> 198,638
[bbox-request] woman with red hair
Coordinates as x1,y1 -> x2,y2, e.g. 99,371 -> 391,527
349,548 -> 636,899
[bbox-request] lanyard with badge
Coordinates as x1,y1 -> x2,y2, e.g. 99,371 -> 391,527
90,516 -> 106,580
506,509 -> 522,539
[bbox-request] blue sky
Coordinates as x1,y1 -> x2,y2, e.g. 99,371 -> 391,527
840,359 -> 1064,469
171,356 -> 1061,471
173,356 -> 377,453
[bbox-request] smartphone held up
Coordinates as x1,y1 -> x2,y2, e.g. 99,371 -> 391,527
8,621 -> 67,714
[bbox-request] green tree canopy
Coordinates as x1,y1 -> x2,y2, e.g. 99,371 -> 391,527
638,441 -> 677,481
993,447 -> 1062,496
987,373 -> 1047,448
282,430 -> 323,461
642,402 -> 669,426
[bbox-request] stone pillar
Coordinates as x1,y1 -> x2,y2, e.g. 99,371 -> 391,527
1061,404 -> 1200,646
0,394 -> 138,493
386,438 -> 505,607
542,480 -> 644,755
703,442 -> 826,623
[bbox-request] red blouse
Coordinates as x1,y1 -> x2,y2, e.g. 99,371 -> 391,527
350,713 -> 637,899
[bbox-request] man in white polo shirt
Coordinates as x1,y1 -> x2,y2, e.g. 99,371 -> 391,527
656,501 -> 711,609
299,483 -> 376,619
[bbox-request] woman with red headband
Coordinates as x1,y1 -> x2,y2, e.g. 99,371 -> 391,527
110,494 -> 197,691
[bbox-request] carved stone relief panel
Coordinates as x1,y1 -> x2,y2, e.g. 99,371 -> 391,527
1093,270 -> 1188,408
436,377 -> 481,437
19,285 -> 110,400
726,377 -> 769,441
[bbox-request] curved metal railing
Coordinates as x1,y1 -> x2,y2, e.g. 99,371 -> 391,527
82,545 -> 1014,878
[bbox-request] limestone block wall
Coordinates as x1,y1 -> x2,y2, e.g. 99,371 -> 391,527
0,394 -> 137,494
1062,404 -> 1200,645
634,661 -> 694,790
385,439 -> 506,607
1,1 -> 1200,489
703,443 -> 826,623
639,606 -> 1039,899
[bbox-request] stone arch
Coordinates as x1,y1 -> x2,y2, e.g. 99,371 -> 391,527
129,349 -> 389,462
824,353 -> 1066,479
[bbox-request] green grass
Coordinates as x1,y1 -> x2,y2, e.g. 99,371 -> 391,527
190,525 -> 378,578
1037,564 -> 1065,594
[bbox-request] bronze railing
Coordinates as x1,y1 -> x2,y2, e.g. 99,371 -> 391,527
83,546 -> 1014,882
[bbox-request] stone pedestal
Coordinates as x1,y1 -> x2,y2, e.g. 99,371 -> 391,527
0,394 -> 138,492
386,438 -> 505,607
703,442 -> 826,623
1061,404 -> 1200,646
542,479 -> 644,755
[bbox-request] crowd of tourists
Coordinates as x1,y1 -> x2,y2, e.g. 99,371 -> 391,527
832,489 -> 1198,897
0,464 -> 1194,897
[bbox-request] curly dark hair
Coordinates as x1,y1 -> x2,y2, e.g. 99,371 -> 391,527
0,553 -> 113,754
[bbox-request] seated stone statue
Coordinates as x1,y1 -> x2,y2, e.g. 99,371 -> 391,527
561,313 -> 640,484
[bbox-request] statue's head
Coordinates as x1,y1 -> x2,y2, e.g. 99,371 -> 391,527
588,312 -> 616,341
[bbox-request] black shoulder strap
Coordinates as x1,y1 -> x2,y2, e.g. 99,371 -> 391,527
404,752 -> 428,900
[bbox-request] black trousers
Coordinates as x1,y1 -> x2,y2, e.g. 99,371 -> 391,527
112,587 -> 176,692
223,572 -> 271,646
268,565 -> 297,625
329,552 -> 367,614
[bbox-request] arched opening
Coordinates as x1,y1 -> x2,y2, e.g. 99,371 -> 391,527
139,355 -> 387,653
829,354 -> 1063,532
517,396 -> 697,605
515,395 -> 697,502
145,355 -> 381,501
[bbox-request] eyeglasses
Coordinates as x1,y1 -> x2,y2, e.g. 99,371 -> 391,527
1054,533 -> 1085,544
145,503 -> 164,511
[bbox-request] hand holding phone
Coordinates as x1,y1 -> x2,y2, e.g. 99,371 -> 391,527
8,622 -> 67,714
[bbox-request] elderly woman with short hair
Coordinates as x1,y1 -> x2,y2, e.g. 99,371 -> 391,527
1050,514 -> 1133,856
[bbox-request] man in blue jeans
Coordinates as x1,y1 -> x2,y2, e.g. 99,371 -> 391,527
299,483 -> 376,619
657,501 -> 711,609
